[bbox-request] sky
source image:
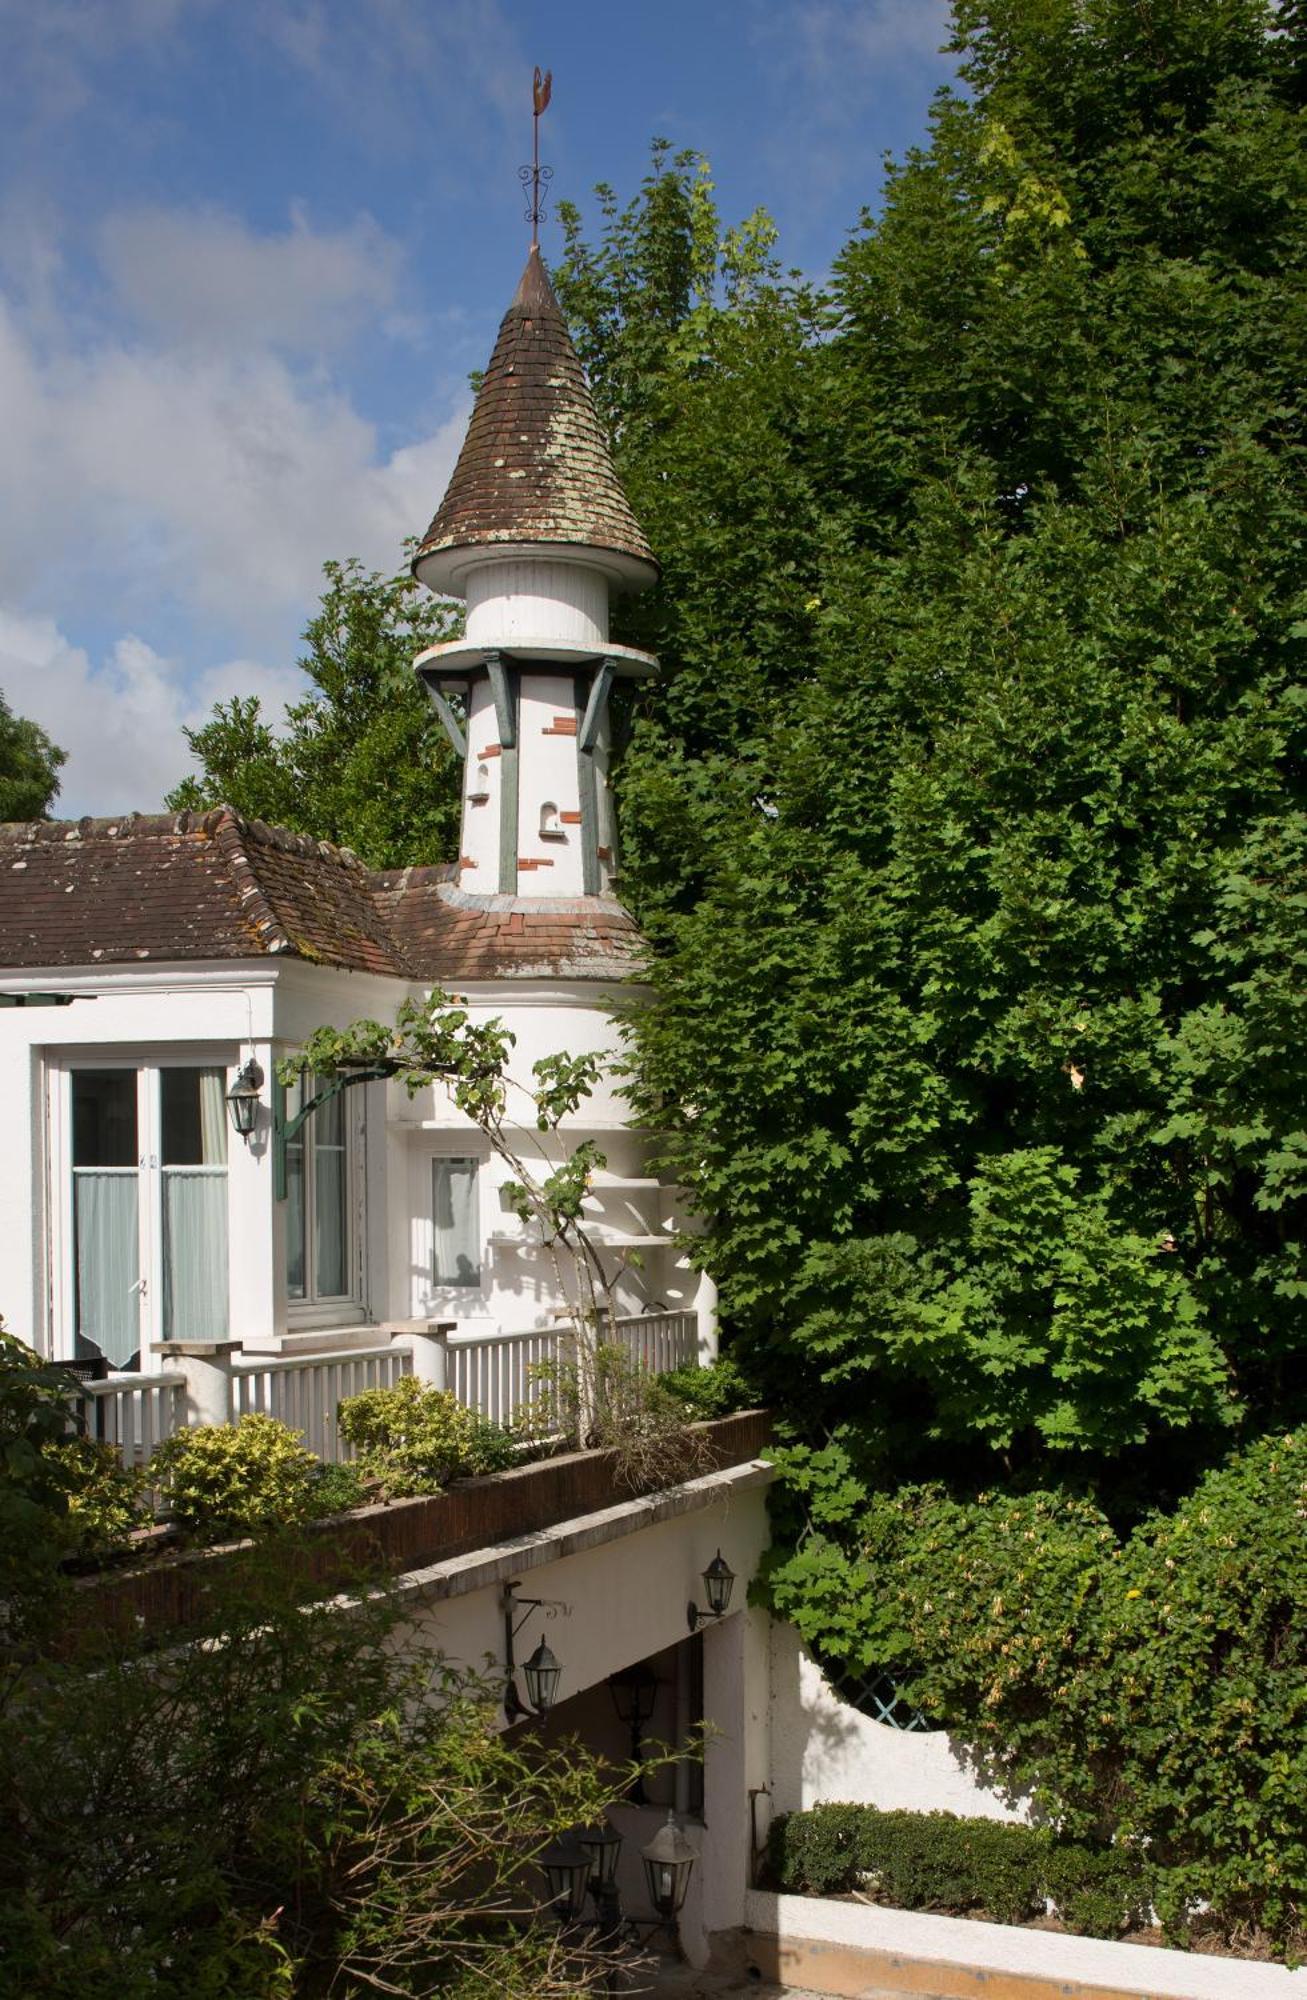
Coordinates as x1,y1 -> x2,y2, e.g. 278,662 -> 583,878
0,0 -> 955,816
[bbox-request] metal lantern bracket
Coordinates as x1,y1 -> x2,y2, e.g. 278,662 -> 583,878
687,1548 -> 736,1633
272,1064 -> 394,1200
503,1579 -> 569,1722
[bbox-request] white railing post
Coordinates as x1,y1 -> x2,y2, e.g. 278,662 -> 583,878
695,1271 -> 720,1365
383,1319 -> 454,1391
156,1341 -> 243,1428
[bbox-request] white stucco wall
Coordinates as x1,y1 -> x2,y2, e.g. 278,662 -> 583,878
766,1620 -> 1021,1827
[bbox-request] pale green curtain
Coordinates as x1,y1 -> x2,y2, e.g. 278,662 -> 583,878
163,1171 -> 229,1340
162,1068 -> 229,1340
433,1158 -> 479,1287
74,1170 -> 140,1366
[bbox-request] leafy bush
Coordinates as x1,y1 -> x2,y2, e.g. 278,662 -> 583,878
764,1433 -> 1307,1951
767,1804 -> 1146,1936
310,1457 -> 371,1516
48,1437 -> 147,1559
336,1377 -> 512,1497
658,1354 -> 753,1418
150,1413 -> 323,1541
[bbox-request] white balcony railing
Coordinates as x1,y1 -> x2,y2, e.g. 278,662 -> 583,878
68,1308 -> 700,1470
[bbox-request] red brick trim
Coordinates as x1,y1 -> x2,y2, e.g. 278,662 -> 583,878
478,744 -> 502,759
559,810 -> 582,825
459,856 -> 478,870
543,717 -> 578,737
596,846 -> 612,862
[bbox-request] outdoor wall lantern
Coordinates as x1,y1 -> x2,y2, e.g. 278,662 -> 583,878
686,1549 -> 735,1632
225,1058 -> 264,1141
641,1810 -> 697,1923
607,1662 -> 658,1804
578,1818 -> 623,1899
538,1830 -> 593,1923
502,1579 -> 565,1722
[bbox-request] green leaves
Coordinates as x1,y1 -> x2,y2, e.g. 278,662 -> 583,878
168,557 -> 462,868
0,689 -> 64,821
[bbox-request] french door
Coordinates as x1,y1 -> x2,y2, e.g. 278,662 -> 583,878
52,1061 -> 230,1368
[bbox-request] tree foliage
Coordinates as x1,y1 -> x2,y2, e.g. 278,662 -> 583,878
169,558 -> 462,867
0,690 -> 64,821
564,3 -> 1307,1497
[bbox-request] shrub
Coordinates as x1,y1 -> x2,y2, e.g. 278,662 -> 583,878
765,1433 -> 1307,1951
767,1804 -> 1145,1936
310,1457 -> 371,1516
658,1354 -> 753,1419
336,1377 -> 511,1497
150,1413 -> 323,1541
522,1341 -> 709,1491
48,1437 -> 147,1559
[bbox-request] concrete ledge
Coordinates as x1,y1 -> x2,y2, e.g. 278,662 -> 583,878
742,1891 -> 1307,2000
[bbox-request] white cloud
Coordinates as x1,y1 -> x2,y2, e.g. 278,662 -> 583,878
0,272 -> 469,649
100,203 -> 402,354
0,607 -> 306,816
776,0 -> 952,79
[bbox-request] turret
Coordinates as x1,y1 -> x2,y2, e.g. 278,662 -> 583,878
412,247 -> 657,898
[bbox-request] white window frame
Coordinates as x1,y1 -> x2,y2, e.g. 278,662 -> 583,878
283,1071 -> 368,1331
46,1049 -> 237,1370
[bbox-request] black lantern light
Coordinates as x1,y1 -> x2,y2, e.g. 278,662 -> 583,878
225,1058 -> 264,1141
502,1580 -> 566,1722
608,1662 -> 659,1804
641,1810 -> 697,1921
539,1831 -> 592,1922
687,1548 -> 735,1632
522,1635 -> 562,1715
578,1818 -> 623,1894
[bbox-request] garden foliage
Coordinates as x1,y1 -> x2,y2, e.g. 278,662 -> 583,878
336,1376 -> 516,1496
1,1543 -> 647,1999
763,1433 -> 1307,1947
768,1802 -> 1147,1938
151,1411 -> 328,1541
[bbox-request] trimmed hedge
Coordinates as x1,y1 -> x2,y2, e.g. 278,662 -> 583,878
767,1803 -> 1148,1937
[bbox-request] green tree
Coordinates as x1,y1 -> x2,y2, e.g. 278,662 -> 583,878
169,557 -> 463,868
0,691 -> 64,820
593,2 -> 1307,1498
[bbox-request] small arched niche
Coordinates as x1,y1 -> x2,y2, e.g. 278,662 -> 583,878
539,801 -> 567,842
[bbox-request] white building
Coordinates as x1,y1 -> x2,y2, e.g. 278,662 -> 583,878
0,246 -> 711,1381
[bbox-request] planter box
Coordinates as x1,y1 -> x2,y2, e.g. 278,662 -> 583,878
740,1889 -> 1307,2000
72,1409 -> 772,1644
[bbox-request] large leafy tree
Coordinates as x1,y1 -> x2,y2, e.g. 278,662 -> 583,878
169,557 -> 462,868
0,690 -> 64,820
585,2 -> 1307,1499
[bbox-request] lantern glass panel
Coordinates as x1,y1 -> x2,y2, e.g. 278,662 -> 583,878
702,1550 -> 735,1618
524,1637 -> 561,1714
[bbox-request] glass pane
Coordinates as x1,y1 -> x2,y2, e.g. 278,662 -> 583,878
286,1140 -> 306,1299
163,1171 -> 229,1340
161,1067 -> 228,1167
314,1085 -> 344,1146
74,1170 -> 139,1367
72,1071 -> 137,1167
315,1144 -> 347,1296
433,1158 -> 480,1287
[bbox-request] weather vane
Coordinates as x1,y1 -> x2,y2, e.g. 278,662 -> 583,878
519,65 -> 553,248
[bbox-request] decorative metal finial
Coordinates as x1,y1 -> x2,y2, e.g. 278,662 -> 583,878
519,65 -> 553,247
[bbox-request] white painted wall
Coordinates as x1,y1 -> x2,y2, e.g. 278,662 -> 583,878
465,557 -> 608,649
461,678 -> 502,887
766,1621 -> 1021,1826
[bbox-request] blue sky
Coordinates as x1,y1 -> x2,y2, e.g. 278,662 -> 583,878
0,0 -> 954,814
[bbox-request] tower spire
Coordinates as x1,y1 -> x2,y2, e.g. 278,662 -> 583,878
520,65 -> 553,251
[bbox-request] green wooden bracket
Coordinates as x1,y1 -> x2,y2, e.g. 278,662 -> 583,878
422,683 -> 468,760
486,651 -> 517,749
273,1064 -> 394,1202
578,656 -> 616,752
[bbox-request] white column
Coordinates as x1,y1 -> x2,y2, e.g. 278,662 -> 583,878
695,1269 -> 720,1365
690,1605 -> 772,1968
386,1319 -> 452,1390
157,1340 -> 242,1427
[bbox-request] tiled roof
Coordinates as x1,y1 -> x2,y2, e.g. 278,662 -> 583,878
373,866 -> 645,982
0,809 -> 643,984
413,248 -> 656,582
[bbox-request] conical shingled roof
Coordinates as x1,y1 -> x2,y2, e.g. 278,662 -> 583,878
412,247 -> 656,593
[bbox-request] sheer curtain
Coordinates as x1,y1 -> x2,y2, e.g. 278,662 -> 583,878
162,1068 -> 229,1341
74,1171 -> 140,1366
432,1158 -> 480,1288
